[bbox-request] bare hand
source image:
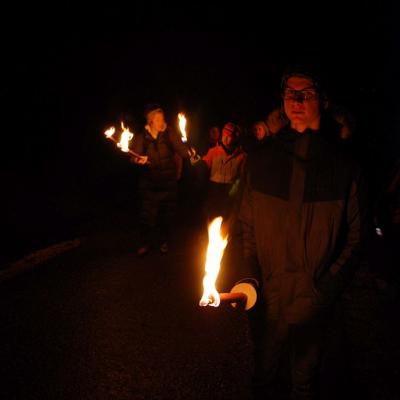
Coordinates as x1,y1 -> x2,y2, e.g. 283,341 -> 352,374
189,147 -> 197,157
134,155 -> 149,165
190,154 -> 201,165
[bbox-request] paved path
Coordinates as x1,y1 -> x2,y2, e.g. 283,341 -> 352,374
0,223 -> 398,399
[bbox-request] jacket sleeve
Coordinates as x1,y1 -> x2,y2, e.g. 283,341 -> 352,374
238,168 -> 262,284
318,168 -> 369,300
202,147 -> 214,169
168,129 -> 191,159
131,132 -> 145,155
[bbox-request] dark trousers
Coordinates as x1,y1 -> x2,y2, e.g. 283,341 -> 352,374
252,315 -> 325,400
139,186 -> 177,246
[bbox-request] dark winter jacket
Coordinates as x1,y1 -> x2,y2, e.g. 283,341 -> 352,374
239,127 -> 368,323
131,127 -> 190,190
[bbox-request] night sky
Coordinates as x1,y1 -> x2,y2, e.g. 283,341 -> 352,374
2,6 -> 397,261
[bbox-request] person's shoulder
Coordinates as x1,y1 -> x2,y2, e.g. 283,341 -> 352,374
164,126 -> 182,141
318,134 -> 355,163
250,134 -> 279,156
316,135 -> 363,180
133,130 -> 146,142
202,144 -> 218,159
164,126 -> 174,134
208,144 -> 224,155
244,140 -> 275,176
137,127 -> 149,137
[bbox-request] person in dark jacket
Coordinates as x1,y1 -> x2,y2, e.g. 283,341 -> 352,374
131,104 -> 196,255
239,66 -> 368,399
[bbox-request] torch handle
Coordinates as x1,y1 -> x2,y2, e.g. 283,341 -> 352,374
106,137 -> 145,159
219,292 -> 247,305
128,149 -> 146,158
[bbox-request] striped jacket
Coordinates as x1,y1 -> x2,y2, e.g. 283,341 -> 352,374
202,144 -> 246,184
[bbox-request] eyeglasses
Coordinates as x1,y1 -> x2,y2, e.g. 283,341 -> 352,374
283,88 -> 319,102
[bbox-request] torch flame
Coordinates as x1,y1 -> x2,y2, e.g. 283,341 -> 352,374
117,122 -> 134,152
199,217 -> 228,307
178,113 -> 188,143
104,127 -> 116,138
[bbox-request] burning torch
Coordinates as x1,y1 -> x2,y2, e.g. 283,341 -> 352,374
178,113 -> 200,162
104,122 -> 148,163
199,217 -> 257,311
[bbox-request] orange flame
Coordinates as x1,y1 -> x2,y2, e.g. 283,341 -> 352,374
117,122 -> 134,152
104,126 -> 116,138
178,113 -> 188,143
199,217 -> 228,307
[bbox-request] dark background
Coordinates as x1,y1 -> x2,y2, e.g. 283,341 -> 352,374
2,5 -> 397,264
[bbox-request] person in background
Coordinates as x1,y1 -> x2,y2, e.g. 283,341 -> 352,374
265,107 -> 289,135
242,120 -> 271,154
201,122 -> 246,224
253,121 -> 270,142
207,126 -> 221,150
131,104 -> 198,256
327,104 -> 356,141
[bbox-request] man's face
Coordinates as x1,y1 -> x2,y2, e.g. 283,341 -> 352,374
283,76 -> 321,131
221,129 -> 234,147
149,112 -> 165,132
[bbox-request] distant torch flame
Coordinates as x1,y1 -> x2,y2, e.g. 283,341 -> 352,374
199,217 -> 228,307
117,122 -> 134,152
104,127 -> 116,138
178,113 -> 188,143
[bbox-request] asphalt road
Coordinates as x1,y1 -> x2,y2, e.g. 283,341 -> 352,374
0,223 -> 253,400
0,221 -> 399,400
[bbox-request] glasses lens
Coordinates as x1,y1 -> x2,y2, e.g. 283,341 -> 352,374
283,88 -> 318,101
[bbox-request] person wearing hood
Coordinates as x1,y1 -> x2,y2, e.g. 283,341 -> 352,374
239,65 -> 368,399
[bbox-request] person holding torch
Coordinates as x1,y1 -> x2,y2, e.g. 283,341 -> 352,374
131,104 -> 198,256
239,65 -> 368,399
